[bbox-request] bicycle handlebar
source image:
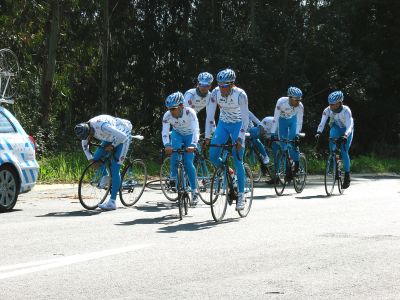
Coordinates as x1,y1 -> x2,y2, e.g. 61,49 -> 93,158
209,143 -> 241,161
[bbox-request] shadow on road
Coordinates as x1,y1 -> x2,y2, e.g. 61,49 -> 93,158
36,210 -> 102,217
135,201 -> 176,213
157,217 -> 240,233
115,214 -> 178,226
295,194 -> 329,200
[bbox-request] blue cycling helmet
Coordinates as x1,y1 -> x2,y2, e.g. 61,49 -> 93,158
328,91 -> 344,104
165,91 -> 184,108
197,72 -> 213,86
216,68 -> 236,84
288,86 -> 303,98
74,123 -> 90,140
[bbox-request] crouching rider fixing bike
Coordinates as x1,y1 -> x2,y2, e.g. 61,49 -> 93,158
74,115 -> 132,210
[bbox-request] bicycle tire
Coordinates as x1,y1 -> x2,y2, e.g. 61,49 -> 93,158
244,149 -> 262,183
119,159 -> 147,206
210,167 -> 228,222
338,159 -> 344,194
78,161 -> 111,210
274,150 -> 287,196
177,166 -> 186,220
294,153 -> 307,193
238,163 -> 254,218
160,156 -> 179,201
184,193 -> 189,215
196,158 -> 215,205
324,155 -> 336,196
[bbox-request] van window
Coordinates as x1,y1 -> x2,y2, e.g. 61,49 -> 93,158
0,112 -> 16,133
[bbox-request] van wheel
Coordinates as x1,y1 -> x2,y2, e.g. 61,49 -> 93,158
0,165 -> 19,212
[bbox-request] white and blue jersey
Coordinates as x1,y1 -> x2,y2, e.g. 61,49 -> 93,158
162,107 -> 200,146
247,111 -> 262,131
317,105 -> 354,137
260,116 -> 274,138
271,97 -> 304,135
183,88 -> 211,113
205,86 -> 249,141
81,115 -> 132,162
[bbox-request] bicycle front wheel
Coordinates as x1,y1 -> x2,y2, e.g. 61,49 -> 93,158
119,159 -> 147,206
274,151 -> 287,196
160,157 -> 179,201
196,158 -> 215,205
244,149 -> 262,183
294,153 -> 307,193
78,161 -> 111,210
210,167 -> 228,222
337,160 -> 345,195
238,163 -> 254,218
324,155 -> 336,196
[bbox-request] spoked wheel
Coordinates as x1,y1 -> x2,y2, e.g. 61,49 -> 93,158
119,159 -> 147,206
196,158 -> 215,205
160,156 -> 179,202
294,153 -> 307,193
0,165 -> 19,212
337,160 -> 345,194
210,167 -> 228,222
324,155 -> 336,196
244,149 -> 262,183
274,151 -> 287,196
238,163 -> 254,218
0,49 -> 20,100
177,167 -> 187,220
78,161 -> 111,210
184,193 -> 189,215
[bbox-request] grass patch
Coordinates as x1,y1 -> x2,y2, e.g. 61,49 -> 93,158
37,152 -> 400,183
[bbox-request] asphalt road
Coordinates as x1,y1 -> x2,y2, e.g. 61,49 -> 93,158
1,175 -> 400,299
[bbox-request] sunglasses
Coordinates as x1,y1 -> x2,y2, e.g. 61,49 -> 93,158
290,97 -> 302,102
169,107 -> 179,111
218,83 -> 232,89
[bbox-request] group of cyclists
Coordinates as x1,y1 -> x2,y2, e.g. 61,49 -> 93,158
74,68 -> 355,211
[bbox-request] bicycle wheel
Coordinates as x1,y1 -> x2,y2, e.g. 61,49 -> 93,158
160,156 -> 179,201
0,49 -> 20,100
119,159 -> 147,206
210,167 -> 228,222
177,166 -> 186,220
78,161 -> 111,210
196,158 -> 215,205
294,153 -> 307,193
324,155 -> 336,196
184,193 -> 189,215
238,163 -> 254,218
337,159 -> 345,194
274,151 -> 287,196
244,149 -> 262,182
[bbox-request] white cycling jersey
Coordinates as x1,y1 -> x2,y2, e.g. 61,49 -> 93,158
260,116 -> 274,138
162,107 -> 200,146
317,105 -> 354,137
82,115 -> 132,160
271,97 -> 304,134
183,88 -> 210,113
205,86 -> 249,141
247,111 -> 262,131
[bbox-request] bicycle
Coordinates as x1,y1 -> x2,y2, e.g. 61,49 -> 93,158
273,134 -> 307,196
78,135 -> 147,210
209,143 -> 254,222
324,137 -> 346,196
244,132 -> 274,183
160,143 -> 214,204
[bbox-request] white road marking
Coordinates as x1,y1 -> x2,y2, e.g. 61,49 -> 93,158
0,244 -> 152,279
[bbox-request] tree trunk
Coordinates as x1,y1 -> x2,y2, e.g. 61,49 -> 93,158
249,0 -> 256,37
40,0 -> 60,127
101,0 -> 109,114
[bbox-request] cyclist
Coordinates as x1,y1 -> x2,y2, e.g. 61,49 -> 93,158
271,86 -> 304,177
183,72 -> 213,114
248,110 -> 270,165
162,91 -> 200,206
204,68 -> 249,211
315,91 -> 354,189
74,115 -> 132,210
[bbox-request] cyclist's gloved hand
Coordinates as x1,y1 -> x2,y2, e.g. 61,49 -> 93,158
271,134 -> 279,142
315,132 -> 322,140
294,134 -> 300,146
165,146 -> 173,155
186,146 -> 196,153
341,135 -> 348,143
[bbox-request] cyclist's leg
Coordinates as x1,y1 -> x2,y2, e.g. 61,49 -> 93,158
182,134 -> 197,191
250,127 -> 268,161
209,121 -> 229,168
93,141 -> 111,180
170,130 -> 184,181
230,122 -> 245,193
287,115 -> 299,162
329,126 -> 340,153
341,130 -> 353,173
